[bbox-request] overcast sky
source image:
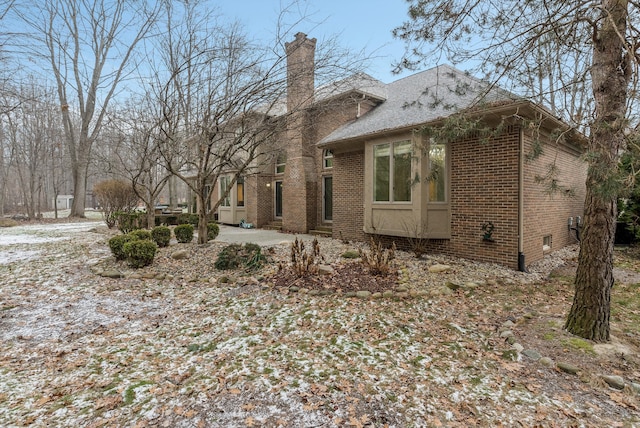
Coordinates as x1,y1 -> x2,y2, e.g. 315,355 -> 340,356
216,0 -> 412,83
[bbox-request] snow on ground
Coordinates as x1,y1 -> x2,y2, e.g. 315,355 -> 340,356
0,219 -> 638,427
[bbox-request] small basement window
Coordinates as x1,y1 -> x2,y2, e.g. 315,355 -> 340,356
543,235 -> 552,253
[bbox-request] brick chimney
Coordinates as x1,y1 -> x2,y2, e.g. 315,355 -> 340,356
285,32 -> 316,112
282,33 -> 318,234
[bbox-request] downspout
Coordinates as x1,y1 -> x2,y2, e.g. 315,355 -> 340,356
518,127 -> 528,272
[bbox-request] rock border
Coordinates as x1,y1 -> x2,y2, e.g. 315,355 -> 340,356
497,317 -> 640,394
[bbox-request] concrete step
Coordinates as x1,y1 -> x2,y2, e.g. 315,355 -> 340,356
309,228 -> 332,237
263,221 -> 282,231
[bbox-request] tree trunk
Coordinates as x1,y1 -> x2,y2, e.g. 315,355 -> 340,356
565,0 -> 629,342
145,201 -> 155,230
564,185 -> 616,340
69,166 -> 87,218
197,193 -> 208,244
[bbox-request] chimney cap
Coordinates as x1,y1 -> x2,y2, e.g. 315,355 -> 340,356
286,32 -> 317,48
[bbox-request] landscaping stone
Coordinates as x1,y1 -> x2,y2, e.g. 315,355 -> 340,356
396,292 -> 409,299
308,289 -> 320,296
601,375 -> 625,390
142,272 -> 157,279
500,330 -> 514,339
289,286 -> 300,293
396,285 -> 408,293
502,320 -> 515,329
382,290 -> 394,298
317,265 -> 334,275
101,270 -> 124,279
171,250 -> 189,260
356,290 -> 371,299
371,292 -> 382,299
429,264 -> 451,273
506,336 -> 517,345
632,382 -> 640,394
557,362 -> 580,375
522,349 -> 541,361
512,343 -> 524,352
539,357 -> 554,367
344,291 -> 356,298
463,282 -> 479,290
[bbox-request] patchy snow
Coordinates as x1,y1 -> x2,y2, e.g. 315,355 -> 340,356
0,235 -> 68,245
0,223 -> 637,427
0,249 -> 41,264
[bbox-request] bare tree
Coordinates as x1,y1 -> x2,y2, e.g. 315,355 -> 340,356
394,0 -> 639,341
154,1 -> 367,244
16,0 -> 161,218
0,81 -> 61,218
106,97 -> 172,229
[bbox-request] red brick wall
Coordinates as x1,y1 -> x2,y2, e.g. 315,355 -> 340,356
245,174 -> 274,227
309,98 -> 379,229
367,126 -> 522,268
362,126 -> 586,269
522,134 -> 586,265
442,125 -> 520,268
333,150 -> 365,242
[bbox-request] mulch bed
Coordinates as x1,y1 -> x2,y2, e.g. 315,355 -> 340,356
268,262 -> 399,293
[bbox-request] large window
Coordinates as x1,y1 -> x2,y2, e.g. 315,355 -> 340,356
428,141 -> 446,202
220,176 -> 231,207
373,141 -> 412,202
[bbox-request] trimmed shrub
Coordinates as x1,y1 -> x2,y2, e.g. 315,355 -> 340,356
214,243 -> 265,271
174,224 -> 194,243
207,222 -> 220,241
116,211 -> 143,233
129,229 -> 152,241
108,234 -> 136,261
178,213 -> 199,226
123,239 -> 157,268
152,226 -> 171,247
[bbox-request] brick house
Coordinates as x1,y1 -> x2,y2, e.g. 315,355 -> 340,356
213,33 -> 587,270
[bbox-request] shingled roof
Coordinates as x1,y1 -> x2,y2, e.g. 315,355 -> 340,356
319,64 -> 517,145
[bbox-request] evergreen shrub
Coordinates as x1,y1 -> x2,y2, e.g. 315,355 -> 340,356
123,239 -> 157,268
174,224 -> 194,243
